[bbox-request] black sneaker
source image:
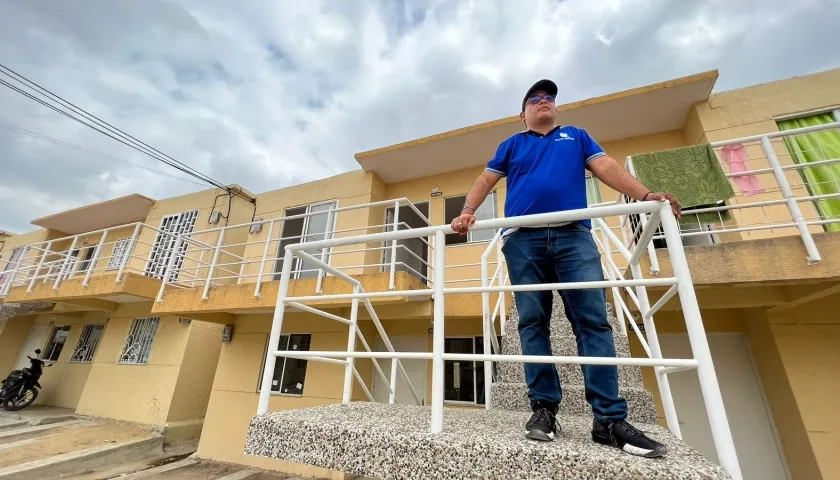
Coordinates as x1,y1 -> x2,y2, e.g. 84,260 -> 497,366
592,419 -> 667,458
525,406 -> 559,441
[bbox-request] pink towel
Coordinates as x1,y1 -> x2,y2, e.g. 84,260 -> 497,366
720,144 -> 765,196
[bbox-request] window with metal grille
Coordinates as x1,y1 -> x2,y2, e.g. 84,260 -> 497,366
270,334 -> 312,395
107,238 -> 132,269
119,317 -> 160,365
70,324 -> 105,363
145,210 -> 199,281
42,325 -> 71,361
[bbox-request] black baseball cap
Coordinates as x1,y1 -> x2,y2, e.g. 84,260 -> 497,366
522,79 -> 558,112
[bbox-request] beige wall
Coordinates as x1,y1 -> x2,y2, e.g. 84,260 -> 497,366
73,301 -> 220,431
761,290 -> 840,480
32,311 -> 108,409
0,315 -> 34,376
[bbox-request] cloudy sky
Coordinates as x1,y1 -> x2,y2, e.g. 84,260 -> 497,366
1,0 -> 838,233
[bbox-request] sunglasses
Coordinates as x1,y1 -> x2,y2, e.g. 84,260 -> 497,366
526,94 -> 555,105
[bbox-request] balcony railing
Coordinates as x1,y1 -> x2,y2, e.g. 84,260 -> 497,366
0,223 -> 192,298
620,121 -> 840,271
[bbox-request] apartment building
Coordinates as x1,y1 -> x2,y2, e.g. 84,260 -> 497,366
1,67 -> 839,480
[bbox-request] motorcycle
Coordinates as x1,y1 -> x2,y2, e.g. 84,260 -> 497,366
0,349 -> 52,411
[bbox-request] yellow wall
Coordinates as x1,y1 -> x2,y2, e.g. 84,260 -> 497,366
195,311 -> 396,475
743,309 -> 823,480
73,301 -> 222,433
32,311 -> 109,409
0,315 -> 34,376
762,291 -> 840,480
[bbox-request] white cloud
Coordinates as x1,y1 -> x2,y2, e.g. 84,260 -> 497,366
1,0 -> 838,233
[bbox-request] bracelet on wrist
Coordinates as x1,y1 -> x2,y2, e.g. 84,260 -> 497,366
641,192 -> 652,201
462,205 -> 476,213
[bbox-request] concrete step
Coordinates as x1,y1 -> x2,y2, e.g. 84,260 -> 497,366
245,402 -> 730,480
0,418 -> 90,443
491,382 -> 658,425
501,331 -> 633,358
504,292 -> 624,340
0,435 -> 164,480
494,361 -> 645,389
0,420 -> 27,432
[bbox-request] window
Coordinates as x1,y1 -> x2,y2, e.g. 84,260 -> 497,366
272,201 -> 337,280
76,247 -> 95,274
70,324 -> 105,363
445,191 -> 498,245
444,336 -> 500,405
585,175 -> 602,206
42,325 -> 71,361
145,210 -> 199,281
271,334 -> 312,395
107,238 -> 131,269
119,317 -> 160,365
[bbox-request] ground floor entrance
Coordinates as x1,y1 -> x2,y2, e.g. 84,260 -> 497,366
659,333 -> 789,480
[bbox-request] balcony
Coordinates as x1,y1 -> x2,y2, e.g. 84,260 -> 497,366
0,222 -> 191,310
143,122 -> 838,323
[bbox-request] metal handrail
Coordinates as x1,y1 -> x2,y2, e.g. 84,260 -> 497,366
255,200 -> 744,480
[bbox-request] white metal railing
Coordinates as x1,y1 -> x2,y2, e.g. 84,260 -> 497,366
154,197 -> 434,303
0,222 -> 194,298
256,201 -> 744,480
622,121 -> 840,268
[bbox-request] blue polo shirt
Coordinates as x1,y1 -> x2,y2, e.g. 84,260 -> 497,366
486,125 -> 605,232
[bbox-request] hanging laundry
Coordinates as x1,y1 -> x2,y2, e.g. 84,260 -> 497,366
720,143 -> 765,196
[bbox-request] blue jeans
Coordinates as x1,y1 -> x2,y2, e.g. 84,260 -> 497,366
501,223 -> 627,422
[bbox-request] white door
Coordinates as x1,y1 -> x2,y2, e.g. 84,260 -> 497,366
659,334 -> 789,480
14,325 -> 49,370
372,336 -> 426,406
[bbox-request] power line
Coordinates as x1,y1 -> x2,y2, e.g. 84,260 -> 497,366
0,63 -> 255,202
0,122 -> 209,187
0,63 -> 223,187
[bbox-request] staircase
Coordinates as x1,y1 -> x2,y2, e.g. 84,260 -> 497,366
244,293 -> 732,480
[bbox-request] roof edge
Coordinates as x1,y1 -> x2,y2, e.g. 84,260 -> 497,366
355,69 -> 719,160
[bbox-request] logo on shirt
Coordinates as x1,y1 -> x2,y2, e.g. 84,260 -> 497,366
555,132 -> 575,141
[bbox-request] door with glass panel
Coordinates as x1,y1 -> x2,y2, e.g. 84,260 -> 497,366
273,201 -> 337,280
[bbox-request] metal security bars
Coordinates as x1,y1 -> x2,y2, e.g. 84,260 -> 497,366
119,317 -> 160,365
256,200 -> 744,480
70,324 -> 105,363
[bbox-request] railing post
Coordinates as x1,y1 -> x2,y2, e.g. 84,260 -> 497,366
315,247 -> 327,294
342,284 -> 361,404
630,261 -> 680,438
388,200 -> 400,290
626,156 -> 660,274
254,220 -> 275,297
600,228 -> 627,336
430,230 -> 446,433
192,249 -> 205,288
83,229 -> 109,287
54,236 -> 79,290
480,247 -> 493,410
258,247 -> 295,415
27,241 -> 52,293
202,229 -> 226,300
116,223 -> 142,284
389,358 -> 399,404
1,250 -> 25,296
760,136 -> 821,264
155,236 -> 182,303
659,203 -> 742,480
497,241 -> 507,335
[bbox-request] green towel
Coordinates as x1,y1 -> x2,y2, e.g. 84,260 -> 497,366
632,144 -> 735,226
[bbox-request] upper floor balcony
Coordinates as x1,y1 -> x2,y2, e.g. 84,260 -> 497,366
2,121 -> 838,318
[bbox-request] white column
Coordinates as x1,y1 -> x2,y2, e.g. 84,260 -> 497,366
430,230 -> 446,433
257,247 -> 295,415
